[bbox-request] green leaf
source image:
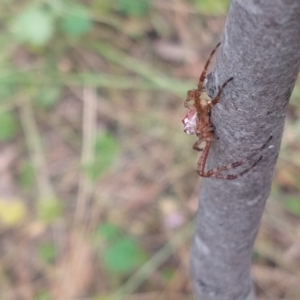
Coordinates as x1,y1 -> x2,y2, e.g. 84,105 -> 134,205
113,0 -> 150,17
10,6 -> 54,46
61,6 -> 92,37
97,223 -> 120,242
18,162 -> 35,189
97,223 -> 148,274
84,132 -> 119,180
37,198 -> 63,223
38,243 -> 56,264
34,290 -> 52,300
92,296 -> 116,300
284,197 -> 300,216
34,87 -> 61,109
0,84 -> 14,103
92,1 -> 113,14
103,237 -> 146,274
0,111 -> 18,141
194,0 -> 230,15
162,268 -> 175,280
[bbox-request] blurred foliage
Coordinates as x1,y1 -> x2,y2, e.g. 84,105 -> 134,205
0,0 -> 298,299
0,198 -> 26,226
84,132 -> 119,180
284,197 -> 300,216
98,223 -> 120,242
103,237 -> 147,274
10,5 -> 55,46
34,290 -> 52,300
193,0 -> 230,15
97,223 -> 147,274
33,87 -> 62,110
114,0 -> 150,17
0,111 -> 18,141
61,5 -> 92,37
18,162 -> 35,189
38,242 -> 57,264
37,198 -> 63,223
10,1 -> 93,47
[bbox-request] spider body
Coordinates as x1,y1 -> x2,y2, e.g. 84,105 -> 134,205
182,94 -> 212,139
182,109 -> 197,135
183,43 -> 271,179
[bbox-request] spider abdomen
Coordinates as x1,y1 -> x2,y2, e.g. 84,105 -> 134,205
182,109 -> 197,135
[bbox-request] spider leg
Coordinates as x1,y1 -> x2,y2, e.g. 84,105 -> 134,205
184,90 -> 196,109
193,125 -> 214,152
210,77 -> 234,107
193,139 -> 204,152
202,156 -> 263,180
198,42 -> 221,91
196,140 -> 213,176
205,137 -> 269,173
184,100 -> 194,109
197,136 -> 273,179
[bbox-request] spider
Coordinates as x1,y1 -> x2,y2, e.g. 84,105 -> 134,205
182,42 -> 272,179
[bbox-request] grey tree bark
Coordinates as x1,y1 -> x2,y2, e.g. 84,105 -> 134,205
191,1 -> 300,300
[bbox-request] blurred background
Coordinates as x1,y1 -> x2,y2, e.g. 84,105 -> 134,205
1,0 -> 300,299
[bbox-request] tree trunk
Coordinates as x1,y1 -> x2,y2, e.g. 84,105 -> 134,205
191,1 -> 300,300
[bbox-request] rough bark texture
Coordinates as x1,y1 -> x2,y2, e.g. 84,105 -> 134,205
191,1 -> 300,300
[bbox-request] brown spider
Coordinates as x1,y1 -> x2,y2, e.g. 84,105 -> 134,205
182,42 -> 272,179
